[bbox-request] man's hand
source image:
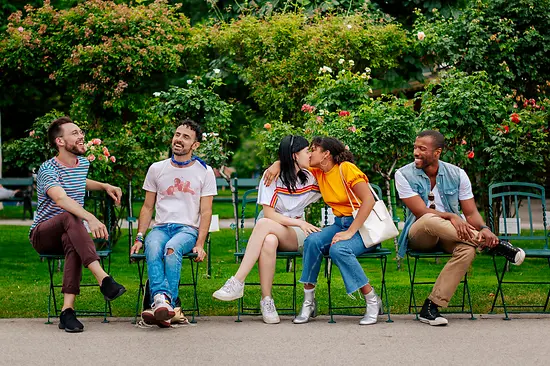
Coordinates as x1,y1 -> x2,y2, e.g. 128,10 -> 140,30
331,230 -> 354,245
450,214 -> 476,241
262,163 -> 280,187
192,246 -> 206,262
130,240 -> 143,255
476,228 -> 499,249
86,215 -> 109,239
104,184 -> 122,206
299,222 -> 321,236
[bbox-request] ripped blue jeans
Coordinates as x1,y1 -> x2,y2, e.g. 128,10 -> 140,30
144,223 -> 197,307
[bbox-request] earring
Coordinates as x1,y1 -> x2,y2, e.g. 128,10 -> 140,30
320,158 -> 328,169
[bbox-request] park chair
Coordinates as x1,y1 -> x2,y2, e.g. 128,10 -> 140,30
126,183 -> 201,324
0,177 -> 34,219
405,204 -> 475,320
323,183 -> 393,323
234,188 -> 301,321
39,192 -> 115,324
488,182 -> 549,319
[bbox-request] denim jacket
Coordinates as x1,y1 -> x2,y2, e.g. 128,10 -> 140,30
397,161 -> 462,258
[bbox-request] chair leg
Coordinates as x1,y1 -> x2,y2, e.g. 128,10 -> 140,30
463,274 -> 476,320
133,260 -> 146,324
380,256 -> 392,323
45,258 -> 56,324
327,258 -> 335,324
189,258 -> 199,323
491,256 -> 510,320
292,257 -> 297,316
543,258 -> 550,312
407,256 -> 420,320
236,297 -> 243,323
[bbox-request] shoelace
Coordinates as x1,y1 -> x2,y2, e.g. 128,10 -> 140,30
263,300 -> 276,313
222,279 -> 238,293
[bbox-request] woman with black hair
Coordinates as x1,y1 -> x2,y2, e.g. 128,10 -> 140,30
213,135 -> 321,324
264,136 -> 382,325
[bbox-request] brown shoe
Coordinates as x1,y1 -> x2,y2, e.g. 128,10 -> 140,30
141,309 -> 170,328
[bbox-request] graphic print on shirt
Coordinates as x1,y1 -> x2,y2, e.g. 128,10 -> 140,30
159,177 -> 196,200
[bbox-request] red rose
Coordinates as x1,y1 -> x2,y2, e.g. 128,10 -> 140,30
510,113 -> 520,124
467,151 -> 475,159
503,125 -> 510,133
264,123 -> 271,130
338,110 -> 350,117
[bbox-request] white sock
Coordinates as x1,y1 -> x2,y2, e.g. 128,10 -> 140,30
304,288 -> 314,293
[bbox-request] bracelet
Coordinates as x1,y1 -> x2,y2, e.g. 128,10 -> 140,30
479,225 -> 489,231
136,232 -> 144,243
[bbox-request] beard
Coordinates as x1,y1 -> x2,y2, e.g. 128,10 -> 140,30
172,143 -> 192,156
66,142 -> 86,156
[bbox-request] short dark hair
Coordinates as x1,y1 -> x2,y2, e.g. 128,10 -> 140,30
417,130 -> 445,149
48,116 -> 73,150
311,136 -> 354,164
178,119 -> 203,142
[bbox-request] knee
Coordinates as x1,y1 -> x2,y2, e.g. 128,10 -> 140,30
62,212 -> 84,229
255,218 -> 273,230
261,234 -> 278,255
304,232 -> 324,252
329,243 -> 350,260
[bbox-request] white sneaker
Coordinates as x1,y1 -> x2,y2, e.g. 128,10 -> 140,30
260,296 -> 280,324
213,276 -> 244,301
152,293 -> 175,321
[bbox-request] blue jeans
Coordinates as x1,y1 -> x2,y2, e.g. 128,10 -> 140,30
300,216 -> 377,294
145,224 -> 198,307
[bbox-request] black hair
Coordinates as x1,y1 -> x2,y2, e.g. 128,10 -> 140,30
417,130 -> 445,149
48,116 -> 74,151
279,135 -> 310,193
178,119 -> 203,142
310,136 -> 354,164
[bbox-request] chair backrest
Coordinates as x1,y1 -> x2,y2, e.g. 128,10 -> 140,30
488,182 -> 548,249
84,191 -> 115,251
237,188 -> 260,253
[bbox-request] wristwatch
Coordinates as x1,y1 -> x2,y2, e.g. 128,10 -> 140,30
479,225 -> 489,231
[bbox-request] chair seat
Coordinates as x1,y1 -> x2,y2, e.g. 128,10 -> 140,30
131,252 -> 199,261
523,248 -> 550,258
235,251 -> 301,258
39,253 -> 64,259
358,248 -> 392,257
408,250 -> 450,258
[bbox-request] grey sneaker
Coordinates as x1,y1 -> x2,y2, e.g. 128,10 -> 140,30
260,296 -> 280,324
152,293 -> 175,321
213,276 -> 244,301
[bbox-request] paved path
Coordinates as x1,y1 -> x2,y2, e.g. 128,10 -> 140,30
1,315 -> 549,365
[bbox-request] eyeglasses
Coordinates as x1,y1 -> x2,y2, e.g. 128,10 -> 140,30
428,192 -> 436,210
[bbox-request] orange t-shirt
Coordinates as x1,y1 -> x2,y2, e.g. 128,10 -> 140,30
309,162 -> 369,217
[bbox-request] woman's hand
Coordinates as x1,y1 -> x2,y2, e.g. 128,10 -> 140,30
299,222 -> 321,236
331,230 -> 355,245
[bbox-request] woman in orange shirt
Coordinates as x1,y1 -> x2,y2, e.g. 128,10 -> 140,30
267,136 -> 382,325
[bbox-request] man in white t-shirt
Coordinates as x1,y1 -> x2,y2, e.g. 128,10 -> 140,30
130,119 -> 217,327
395,130 -> 525,326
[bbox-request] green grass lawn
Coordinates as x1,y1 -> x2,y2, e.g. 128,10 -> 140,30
0,225 -> 548,319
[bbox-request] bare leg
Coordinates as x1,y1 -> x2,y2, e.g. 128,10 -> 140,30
258,232 -> 299,298
62,294 -> 76,311
234,218 -> 299,283
88,261 -> 108,284
360,283 -> 373,295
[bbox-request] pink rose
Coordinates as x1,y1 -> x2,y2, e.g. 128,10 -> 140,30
110,156 -> 116,163
461,139 -> 467,145
87,154 -> 96,162
345,145 -> 350,151
347,126 -> 357,133
263,123 -> 271,130
29,130 -> 35,137
417,31 -> 425,41
17,27 -> 24,33
93,138 -> 102,145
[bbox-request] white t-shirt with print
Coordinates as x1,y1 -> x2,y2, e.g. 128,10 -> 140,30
257,171 -> 321,218
143,159 -> 217,228
394,169 -> 474,212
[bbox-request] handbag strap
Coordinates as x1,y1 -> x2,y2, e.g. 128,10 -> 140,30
338,164 -> 380,210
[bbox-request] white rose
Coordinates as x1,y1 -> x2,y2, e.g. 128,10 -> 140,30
365,67 -> 371,73
417,31 -> 425,41
347,24 -> 352,29
187,80 -> 193,85
338,59 -> 345,65
348,60 -> 355,66
213,68 -> 221,74
153,92 -> 161,97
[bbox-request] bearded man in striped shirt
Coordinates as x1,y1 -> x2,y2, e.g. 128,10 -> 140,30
29,117 -> 126,333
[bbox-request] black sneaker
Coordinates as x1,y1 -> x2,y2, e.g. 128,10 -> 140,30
418,298 -> 448,326
100,276 -> 126,301
59,308 -> 84,333
490,240 -> 525,265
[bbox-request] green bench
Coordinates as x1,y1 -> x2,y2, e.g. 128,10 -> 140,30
0,177 -> 34,219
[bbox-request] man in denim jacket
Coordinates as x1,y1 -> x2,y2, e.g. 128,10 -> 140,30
395,130 -> 525,326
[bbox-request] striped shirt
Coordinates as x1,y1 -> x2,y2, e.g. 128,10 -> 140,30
30,156 -> 89,234
257,171 -> 321,219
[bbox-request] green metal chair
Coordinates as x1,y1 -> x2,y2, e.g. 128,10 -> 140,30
234,188 -> 301,321
488,182 -> 549,319
324,183 -> 393,323
39,192 -> 115,324
126,183 -> 201,324
405,204 -> 475,320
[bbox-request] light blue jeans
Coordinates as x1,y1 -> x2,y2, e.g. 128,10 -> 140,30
145,223 -> 198,307
300,216 -> 378,294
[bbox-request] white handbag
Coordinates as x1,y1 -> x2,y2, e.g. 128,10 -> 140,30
339,166 -> 399,248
